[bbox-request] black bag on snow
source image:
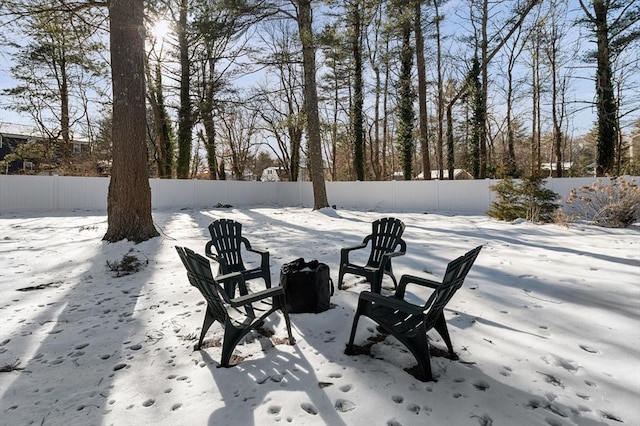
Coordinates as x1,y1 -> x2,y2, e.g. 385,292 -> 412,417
279,258 -> 334,313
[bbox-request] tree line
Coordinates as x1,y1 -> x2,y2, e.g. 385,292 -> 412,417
0,0 -> 638,242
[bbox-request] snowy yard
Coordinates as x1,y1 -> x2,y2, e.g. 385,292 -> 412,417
0,207 -> 638,426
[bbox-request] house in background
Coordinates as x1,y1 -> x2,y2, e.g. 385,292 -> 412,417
260,166 -> 289,182
417,169 -> 473,180
0,122 -> 90,174
540,162 -> 573,177
0,123 -> 43,173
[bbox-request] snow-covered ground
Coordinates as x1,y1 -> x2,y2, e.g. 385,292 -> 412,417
1,207 -> 638,426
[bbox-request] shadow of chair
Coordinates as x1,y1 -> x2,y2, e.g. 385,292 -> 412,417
205,219 -> 271,296
176,246 -> 295,367
345,245 -> 482,381
338,217 -> 407,293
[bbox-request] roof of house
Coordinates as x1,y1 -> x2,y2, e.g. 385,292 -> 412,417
0,122 -> 43,138
417,169 -> 472,179
0,122 -> 90,143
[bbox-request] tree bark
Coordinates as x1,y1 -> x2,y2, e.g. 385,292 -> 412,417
397,2 -> 414,181
296,0 -> 329,209
177,0 -> 193,179
104,0 -> 158,243
592,0 -> 617,176
350,1 -> 365,181
415,0 -> 431,180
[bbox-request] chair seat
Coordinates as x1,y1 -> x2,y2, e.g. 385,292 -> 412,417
345,245 -> 482,382
176,246 -> 295,367
205,219 -> 272,298
338,218 -> 407,293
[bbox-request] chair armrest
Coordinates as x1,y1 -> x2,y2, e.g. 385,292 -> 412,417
247,247 -> 269,256
204,241 -> 228,268
216,271 -> 247,300
396,274 -> 441,299
204,240 -> 217,258
340,242 -> 368,264
341,242 -> 368,253
377,239 -> 406,269
359,291 -> 424,315
242,237 -> 270,267
229,286 -> 284,307
385,250 -> 406,259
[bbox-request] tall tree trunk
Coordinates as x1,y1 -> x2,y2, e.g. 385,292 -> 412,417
550,49 -> 563,177
371,63 -> 382,180
60,53 -> 71,166
530,24 -> 541,177
177,0 -> 192,179
350,1 -> 365,181
415,0 -> 431,180
104,0 -> 158,243
202,113 -> 218,180
296,0 -> 329,209
592,0 -> 617,176
479,0 -> 488,178
397,4 -> 414,180
382,41 -> 390,180
146,59 -> 173,178
505,28 -> 523,177
469,55 -> 482,178
201,47 -> 218,180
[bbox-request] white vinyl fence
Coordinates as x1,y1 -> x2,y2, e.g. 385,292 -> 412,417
0,175 -> 624,214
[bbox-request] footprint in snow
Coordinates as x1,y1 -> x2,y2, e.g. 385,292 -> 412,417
392,395 -> 404,403
267,405 -> 281,415
339,384 -> 353,393
335,399 -> 356,412
473,380 -> 490,391
406,403 -> 420,414
301,402 -> 318,415
579,345 -> 599,354
545,417 -> 564,426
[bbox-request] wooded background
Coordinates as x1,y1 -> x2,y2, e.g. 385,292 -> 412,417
1,0 -> 639,182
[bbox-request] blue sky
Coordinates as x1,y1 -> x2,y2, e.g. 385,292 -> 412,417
0,1 -> 636,138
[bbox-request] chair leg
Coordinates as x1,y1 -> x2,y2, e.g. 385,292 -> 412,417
263,272 -> 272,289
434,313 -> 456,359
403,332 -> 435,382
223,280 -> 238,298
282,308 -> 296,345
338,265 -> 346,290
345,311 -> 363,355
220,324 -> 248,367
371,271 -> 383,294
386,271 -> 398,289
197,308 -> 216,350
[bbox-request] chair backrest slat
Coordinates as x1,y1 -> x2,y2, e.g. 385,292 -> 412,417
423,246 -> 482,327
176,246 -> 230,320
367,217 -> 406,267
208,219 -> 245,272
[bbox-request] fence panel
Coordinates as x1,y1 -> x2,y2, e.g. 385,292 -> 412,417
56,176 -> 108,210
2,175 -> 634,215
